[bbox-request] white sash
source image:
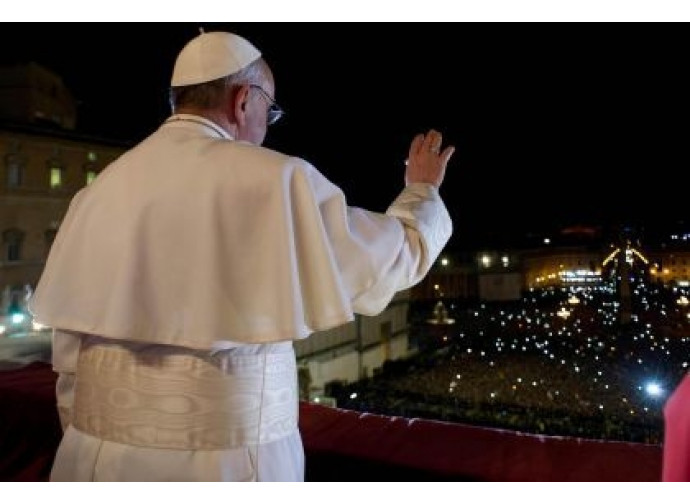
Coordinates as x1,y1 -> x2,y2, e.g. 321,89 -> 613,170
72,339 -> 298,450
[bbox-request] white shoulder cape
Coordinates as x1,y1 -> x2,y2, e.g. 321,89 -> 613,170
29,118 -> 452,349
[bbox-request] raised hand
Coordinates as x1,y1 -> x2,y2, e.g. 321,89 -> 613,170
405,129 -> 455,188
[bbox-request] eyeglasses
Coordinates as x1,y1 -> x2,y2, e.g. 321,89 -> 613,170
250,85 -> 284,126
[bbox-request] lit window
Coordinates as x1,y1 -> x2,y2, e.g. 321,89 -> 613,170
83,160 -> 98,186
50,167 -> 62,188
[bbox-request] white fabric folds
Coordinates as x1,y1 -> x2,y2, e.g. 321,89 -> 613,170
72,337 -> 298,450
29,116 -> 452,349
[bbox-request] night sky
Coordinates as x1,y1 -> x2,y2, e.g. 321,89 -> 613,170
1,23 -> 688,250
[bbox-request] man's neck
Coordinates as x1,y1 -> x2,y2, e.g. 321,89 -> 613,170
173,107 -> 237,139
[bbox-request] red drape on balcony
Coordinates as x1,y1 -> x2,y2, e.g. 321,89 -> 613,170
0,362 -> 62,481
299,402 -> 662,481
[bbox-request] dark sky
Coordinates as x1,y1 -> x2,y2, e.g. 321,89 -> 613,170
1,23 -> 688,250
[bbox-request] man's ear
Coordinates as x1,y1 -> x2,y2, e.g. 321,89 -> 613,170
230,84 -> 251,125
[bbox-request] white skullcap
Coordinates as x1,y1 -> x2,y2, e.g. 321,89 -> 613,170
171,31 -> 262,87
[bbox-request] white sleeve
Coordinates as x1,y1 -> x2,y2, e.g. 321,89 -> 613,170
52,329 -> 82,431
306,161 -> 452,316
350,183 -> 452,314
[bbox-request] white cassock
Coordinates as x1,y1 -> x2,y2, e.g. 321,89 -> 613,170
29,114 -> 452,481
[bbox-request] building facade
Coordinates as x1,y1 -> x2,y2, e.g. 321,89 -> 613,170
412,237 -> 690,306
648,249 -> 690,286
294,290 -> 414,397
411,254 -> 478,301
521,247 -> 605,288
1,63 -> 128,317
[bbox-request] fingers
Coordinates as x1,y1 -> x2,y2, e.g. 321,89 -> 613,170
430,132 -> 443,154
409,133 -> 424,158
418,130 -> 452,160
420,130 -> 442,154
440,145 -> 455,166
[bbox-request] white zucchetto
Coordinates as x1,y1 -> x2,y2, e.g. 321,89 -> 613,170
171,31 -> 261,87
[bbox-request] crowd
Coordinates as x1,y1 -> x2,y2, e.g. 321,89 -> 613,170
332,278 -> 690,444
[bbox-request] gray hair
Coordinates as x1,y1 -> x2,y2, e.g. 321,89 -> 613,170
169,58 -> 266,112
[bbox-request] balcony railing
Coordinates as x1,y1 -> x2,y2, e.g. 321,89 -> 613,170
0,362 -> 662,482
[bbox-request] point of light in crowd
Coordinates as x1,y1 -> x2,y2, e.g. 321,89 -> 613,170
11,313 -> 25,325
350,393 -> 357,399
440,257 -> 449,267
0,325 -> 5,334
645,382 -> 663,398
543,238 -> 551,244
32,321 -> 46,331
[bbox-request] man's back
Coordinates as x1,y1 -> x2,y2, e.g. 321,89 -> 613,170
30,117 -> 364,348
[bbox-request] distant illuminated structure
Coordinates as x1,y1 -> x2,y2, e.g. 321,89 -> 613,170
523,227 -> 604,288
601,231 -> 650,325
412,254 -> 477,301
601,243 -> 649,269
557,269 -> 602,284
427,301 -> 455,325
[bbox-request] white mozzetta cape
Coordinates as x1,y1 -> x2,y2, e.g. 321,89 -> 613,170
30,117 -> 452,349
